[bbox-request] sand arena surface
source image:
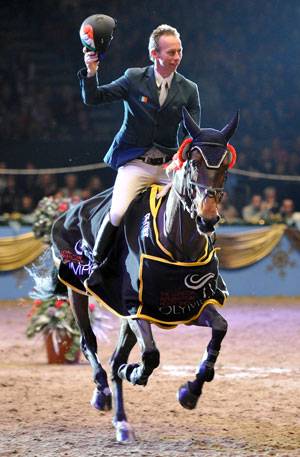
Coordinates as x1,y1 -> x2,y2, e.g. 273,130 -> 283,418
0,297 -> 299,457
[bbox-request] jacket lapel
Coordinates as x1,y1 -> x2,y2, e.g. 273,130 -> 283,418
145,66 -> 160,105
160,72 -> 180,110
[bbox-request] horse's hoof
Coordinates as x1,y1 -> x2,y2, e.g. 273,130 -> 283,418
177,382 -> 200,410
90,387 -> 112,411
113,420 -> 136,444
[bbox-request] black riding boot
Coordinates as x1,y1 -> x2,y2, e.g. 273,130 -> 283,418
93,213 -> 118,266
86,213 -> 118,288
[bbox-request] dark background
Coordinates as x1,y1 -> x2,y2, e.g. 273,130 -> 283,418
1,0 -> 300,206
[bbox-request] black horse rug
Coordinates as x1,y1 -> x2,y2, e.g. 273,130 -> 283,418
52,185 -> 228,327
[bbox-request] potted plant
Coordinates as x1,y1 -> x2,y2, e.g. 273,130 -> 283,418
25,296 -> 111,364
26,193 -> 112,363
26,296 -> 81,363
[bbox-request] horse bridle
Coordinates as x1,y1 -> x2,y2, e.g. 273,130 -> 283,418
172,145 -> 227,219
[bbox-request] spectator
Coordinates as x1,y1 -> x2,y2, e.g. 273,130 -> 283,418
61,173 -> 82,199
279,198 -> 300,229
20,194 -> 35,215
219,192 -> 240,224
19,194 -> 36,223
35,174 -> 58,201
0,176 -> 21,213
261,186 -> 280,222
85,175 -> 104,197
21,162 -> 40,204
242,194 -> 264,224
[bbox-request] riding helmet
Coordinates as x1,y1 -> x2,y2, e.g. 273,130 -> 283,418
79,14 -> 116,54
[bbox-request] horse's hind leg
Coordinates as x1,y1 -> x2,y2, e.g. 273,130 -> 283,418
68,288 -> 112,411
110,318 -> 137,443
178,304 -> 228,410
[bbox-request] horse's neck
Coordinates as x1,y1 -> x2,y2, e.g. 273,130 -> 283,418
157,188 -> 207,262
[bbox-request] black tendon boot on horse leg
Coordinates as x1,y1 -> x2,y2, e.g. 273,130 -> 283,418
68,288 -> 112,411
177,305 -> 228,410
87,212 -> 118,288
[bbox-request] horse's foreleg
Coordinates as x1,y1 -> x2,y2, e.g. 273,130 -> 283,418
195,304 -> 228,383
117,319 -> 160,386
68,288 -> 112,411
110,318 -> 137,443
178,304 -> 227,409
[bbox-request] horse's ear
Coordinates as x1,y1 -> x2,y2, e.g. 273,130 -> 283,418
182,107 -> 201,139
221,111 -> 240,142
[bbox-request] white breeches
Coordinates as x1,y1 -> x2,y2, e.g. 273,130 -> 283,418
109,159 -> 171,226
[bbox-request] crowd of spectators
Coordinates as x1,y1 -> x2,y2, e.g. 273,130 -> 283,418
0,165 -> 104,223
219,187 -> 300,229
1,161 -> 299,230
0,0 -> 300,223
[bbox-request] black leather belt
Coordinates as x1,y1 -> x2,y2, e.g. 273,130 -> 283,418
139,155 -> 173,165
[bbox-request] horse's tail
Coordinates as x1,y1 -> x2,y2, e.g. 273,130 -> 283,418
25,247 -> 67,300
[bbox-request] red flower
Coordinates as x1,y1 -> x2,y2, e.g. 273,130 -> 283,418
34,299 -> 43,306
89,303 -> 96,312
58,202 -> 69,212
54,299 -> 65,309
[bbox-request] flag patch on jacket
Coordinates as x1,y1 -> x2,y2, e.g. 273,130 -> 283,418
140,95 -> 149,103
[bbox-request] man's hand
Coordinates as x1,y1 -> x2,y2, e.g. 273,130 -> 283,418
83,47 -> 99,77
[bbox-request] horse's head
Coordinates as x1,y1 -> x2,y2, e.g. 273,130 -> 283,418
170,107 -> 239,223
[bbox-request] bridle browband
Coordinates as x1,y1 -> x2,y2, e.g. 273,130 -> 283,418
192,144 -> 229,169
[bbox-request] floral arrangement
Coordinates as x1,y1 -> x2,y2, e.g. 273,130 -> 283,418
25,296 -> 112,362
32,194 -> 80,243
27,194 -> 112,362
26,296 -> 81,362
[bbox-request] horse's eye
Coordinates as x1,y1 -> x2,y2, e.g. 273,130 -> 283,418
191,160 -> 202,174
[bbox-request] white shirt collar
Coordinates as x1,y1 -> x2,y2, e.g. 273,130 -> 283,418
154,69 -> 174,88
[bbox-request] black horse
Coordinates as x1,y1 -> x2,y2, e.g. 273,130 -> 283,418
51,108 -> 239,443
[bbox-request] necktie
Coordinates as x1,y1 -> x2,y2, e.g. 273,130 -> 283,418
159,81 -> 168,106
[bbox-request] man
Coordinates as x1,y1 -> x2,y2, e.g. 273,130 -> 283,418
242,194 -> 264,224
280,198 -> 300,228
78,24 -> 200,267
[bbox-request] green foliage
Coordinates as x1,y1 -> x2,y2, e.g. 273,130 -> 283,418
26,296 -> 81,362
32,195 -> 78,243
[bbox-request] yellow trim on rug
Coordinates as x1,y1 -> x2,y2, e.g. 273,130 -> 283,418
149,185 -> 174,259
149,184 -> 211,262
138,249 -> 218,306
84,280 -> 138,320
57,274 -> 89,297
136,297 -> 224,328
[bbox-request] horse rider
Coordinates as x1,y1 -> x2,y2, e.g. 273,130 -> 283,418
78,23 -> 201,269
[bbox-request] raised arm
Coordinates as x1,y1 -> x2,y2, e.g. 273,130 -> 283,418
77,48 -> 130,105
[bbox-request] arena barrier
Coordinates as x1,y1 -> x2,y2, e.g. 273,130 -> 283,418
0,225 -> 299,298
